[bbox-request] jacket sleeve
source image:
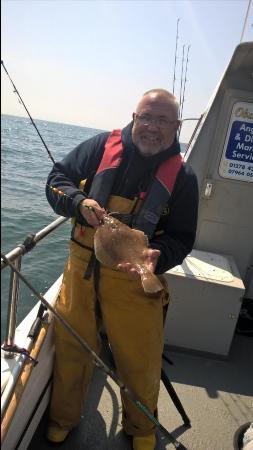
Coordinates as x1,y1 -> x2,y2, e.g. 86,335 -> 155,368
45,132 -> 109,220
150,165 -> 199,274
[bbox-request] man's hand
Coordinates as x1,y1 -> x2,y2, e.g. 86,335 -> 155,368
79,199 -> 105,227
117,248 -> 161,278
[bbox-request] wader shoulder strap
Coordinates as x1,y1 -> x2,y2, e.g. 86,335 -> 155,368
88,129 -> 123,207
133,153 -> 183,238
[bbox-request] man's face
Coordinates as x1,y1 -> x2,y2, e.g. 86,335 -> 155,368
132,93 -> 180,157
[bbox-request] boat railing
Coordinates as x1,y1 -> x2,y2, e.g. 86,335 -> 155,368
185,114 -> 205,148
1,216 -> 68,358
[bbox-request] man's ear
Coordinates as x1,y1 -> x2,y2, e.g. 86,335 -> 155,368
175,120 -> 181,131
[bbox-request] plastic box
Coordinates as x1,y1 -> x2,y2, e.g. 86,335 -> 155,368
163,250 -> 245,356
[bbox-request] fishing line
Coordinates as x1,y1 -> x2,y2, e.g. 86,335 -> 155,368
1,60 -> 55,164
1,252 -> 188,450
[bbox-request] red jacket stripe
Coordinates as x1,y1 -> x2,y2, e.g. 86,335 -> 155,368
96,129 -> 123,174
156,154 -> 183,194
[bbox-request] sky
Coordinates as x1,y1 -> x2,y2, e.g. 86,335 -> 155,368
1,0 -> 253,142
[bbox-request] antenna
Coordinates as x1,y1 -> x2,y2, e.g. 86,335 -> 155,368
172,18 -> 180,94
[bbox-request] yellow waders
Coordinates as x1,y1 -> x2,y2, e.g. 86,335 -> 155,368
49,196 -> 169,436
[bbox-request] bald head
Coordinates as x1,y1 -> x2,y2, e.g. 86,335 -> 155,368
136,89 -> 179,121
132,88 -> 180,156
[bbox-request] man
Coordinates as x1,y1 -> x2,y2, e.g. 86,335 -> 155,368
45,89 -> 199,450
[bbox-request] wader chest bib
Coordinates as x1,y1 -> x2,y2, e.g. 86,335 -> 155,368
88,129 -> 183,238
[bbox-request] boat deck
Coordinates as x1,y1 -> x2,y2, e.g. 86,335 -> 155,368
28,333 -> 252,450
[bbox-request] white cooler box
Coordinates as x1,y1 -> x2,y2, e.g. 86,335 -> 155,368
163,250 -> 245,356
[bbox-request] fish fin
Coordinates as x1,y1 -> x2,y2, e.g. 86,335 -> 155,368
132,228 -> 149,246
141,272 -> 163,294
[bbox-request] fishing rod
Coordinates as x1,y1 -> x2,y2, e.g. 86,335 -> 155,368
240,0 -> 252,43
179,44 -> 185,119
1,252 -> 188,450
180,45 -> 190,121
172,18 -> 180,95
1,60 -> 55,164
178,45 -> 191,140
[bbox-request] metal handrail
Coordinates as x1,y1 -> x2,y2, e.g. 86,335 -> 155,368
178,116 -> 202,141
186,114 -> 205,149
1,216 -> 69,271
1,216 -> 69,353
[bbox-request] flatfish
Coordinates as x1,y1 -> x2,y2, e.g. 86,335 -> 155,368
94,215 -> 163,294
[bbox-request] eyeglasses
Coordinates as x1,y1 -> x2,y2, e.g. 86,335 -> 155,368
134,114 -> 177,128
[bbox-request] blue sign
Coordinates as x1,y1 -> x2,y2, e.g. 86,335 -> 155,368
225,121 -> 253,163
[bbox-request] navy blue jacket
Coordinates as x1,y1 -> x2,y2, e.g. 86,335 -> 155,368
46,122 -> 199,274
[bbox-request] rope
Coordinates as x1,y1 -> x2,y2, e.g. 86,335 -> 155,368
1,343 -> 38,366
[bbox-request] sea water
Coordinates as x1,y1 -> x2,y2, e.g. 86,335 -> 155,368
1,114 -> 187,341
1,114 -> 103,341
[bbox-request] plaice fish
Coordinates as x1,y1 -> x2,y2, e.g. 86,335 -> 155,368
94,215 -> 163,294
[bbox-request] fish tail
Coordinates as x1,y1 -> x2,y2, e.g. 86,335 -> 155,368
140,272 -> 163,294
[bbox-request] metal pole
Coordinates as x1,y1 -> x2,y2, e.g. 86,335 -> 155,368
1,300 -> 52,418
4,256 -> 22,358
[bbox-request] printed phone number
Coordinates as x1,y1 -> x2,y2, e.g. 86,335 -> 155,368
229,163 -> 253,170
228,163 -> 253,177
228,169 -> 253,177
